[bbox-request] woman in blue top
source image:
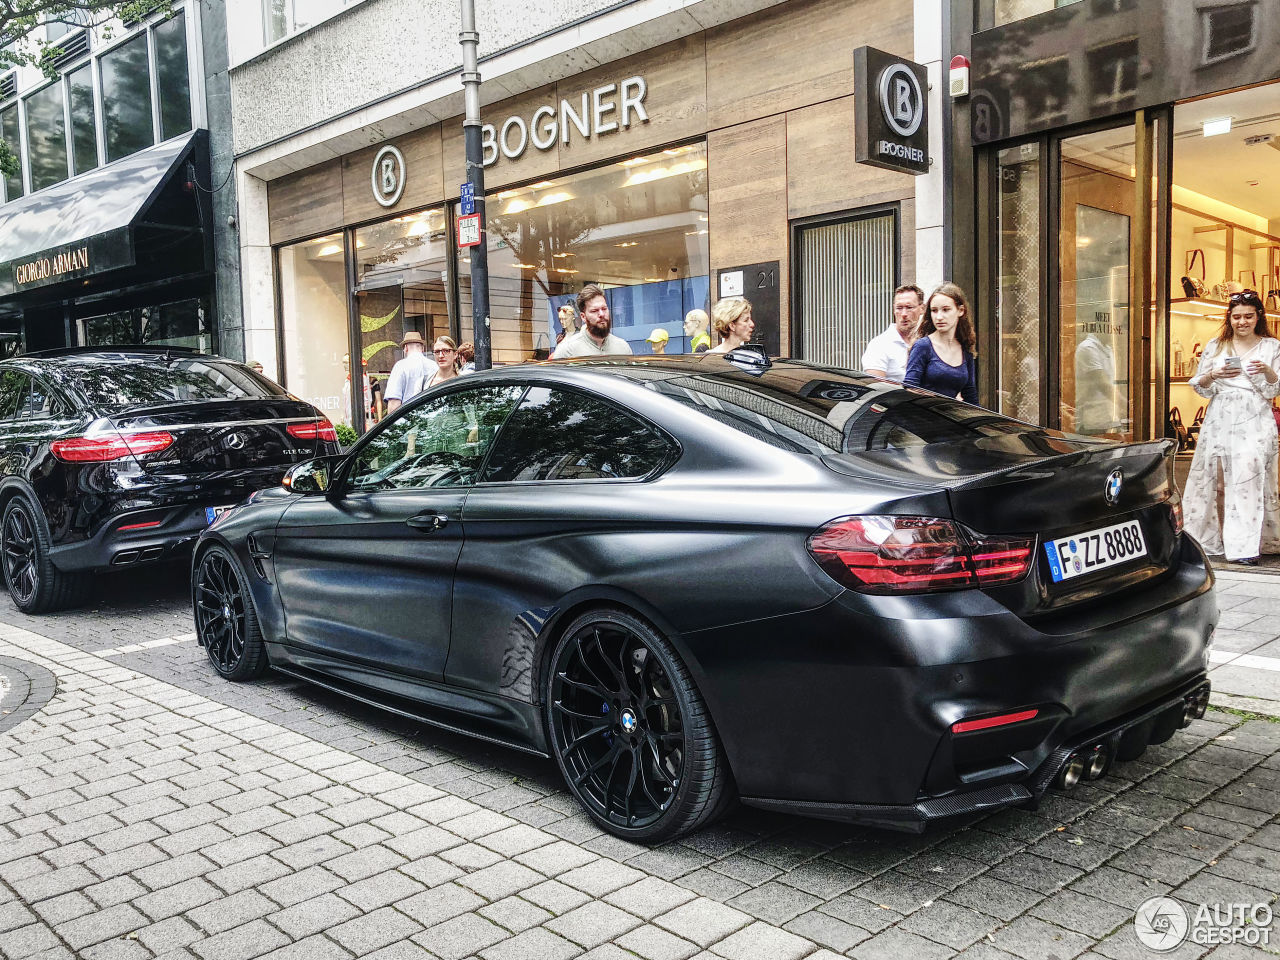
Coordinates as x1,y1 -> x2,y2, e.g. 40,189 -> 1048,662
904,282 -> 979,404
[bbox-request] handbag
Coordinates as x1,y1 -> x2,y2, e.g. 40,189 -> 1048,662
1181,249 -> 1206,298
1166,406 -> 1190,451
1240,270 -> 1258,291
1187,405 -> 1204,450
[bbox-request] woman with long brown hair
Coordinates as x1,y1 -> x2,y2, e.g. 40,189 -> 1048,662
903,282 -> 979,404
1184,290 -> 1280,564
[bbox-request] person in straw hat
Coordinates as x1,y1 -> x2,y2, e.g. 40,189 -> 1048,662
385,330 -> 438,414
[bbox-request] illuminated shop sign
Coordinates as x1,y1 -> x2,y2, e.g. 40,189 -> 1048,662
14,246 -> 91,287
482,77 -> 650,165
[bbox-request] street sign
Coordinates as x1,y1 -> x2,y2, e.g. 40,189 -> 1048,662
460,182 -> 475,216
457,213 -> 482,248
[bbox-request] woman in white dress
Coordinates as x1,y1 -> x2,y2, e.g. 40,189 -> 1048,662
1183,291 -> 1280,564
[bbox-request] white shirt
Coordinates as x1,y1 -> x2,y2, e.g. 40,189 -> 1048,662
384,352 -> 438,402
552,329 -> 634,359
860,325 -> 912,381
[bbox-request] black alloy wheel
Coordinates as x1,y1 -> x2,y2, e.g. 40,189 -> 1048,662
194,546 -> 267,681
1,497 -> 87,614
546,608 -> 733,842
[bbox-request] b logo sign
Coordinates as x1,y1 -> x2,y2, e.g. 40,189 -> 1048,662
371,145 -> 406,208
854,47 -> 929,176
879,64 -> 923,137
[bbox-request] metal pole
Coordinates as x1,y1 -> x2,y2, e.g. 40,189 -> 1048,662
459,0 -> 491,370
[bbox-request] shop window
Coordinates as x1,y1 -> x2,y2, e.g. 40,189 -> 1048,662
101,32 -> 154,162
24,81 -> 68,191
1,104 -> 23,201
279,234 -> 354,428
80,298 -> 212,351
996,144 -> 1042,424
354,208 -> 450,402
795,208 -> 896,369
456,142 -> 710,363
480,387 -> 674,483
154,13 -> 191,141
1200,2 -> 1257,66
263,0 -> 358,46
67,65 -> 97,175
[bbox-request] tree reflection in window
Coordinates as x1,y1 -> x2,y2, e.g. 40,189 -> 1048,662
101,33 -> 153,162
66,358 -> 287,409
349,386 -> 524,491
481,387 -> 674,482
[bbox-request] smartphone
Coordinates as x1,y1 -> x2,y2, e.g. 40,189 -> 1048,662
1222,356 -> 1243,374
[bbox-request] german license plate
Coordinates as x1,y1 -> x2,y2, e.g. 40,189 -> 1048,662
205,504 -> 234,525
1044,519 -> 1147,583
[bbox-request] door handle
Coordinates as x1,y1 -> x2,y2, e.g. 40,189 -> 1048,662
406,513 -> 449,532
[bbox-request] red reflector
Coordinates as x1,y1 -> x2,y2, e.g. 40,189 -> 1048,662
1169,500 -> 1183,536
952,709 -> 1039,734
287,419 -> 338,443
51,431 -> 175,462
806,516 -> 1035,595
117,520 -> 163,531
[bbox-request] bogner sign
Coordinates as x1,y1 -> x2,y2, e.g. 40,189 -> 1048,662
854,47 -> 930,176
481,77 -> 649,166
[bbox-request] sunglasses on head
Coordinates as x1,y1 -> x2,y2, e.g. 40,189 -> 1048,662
1230,290 -> 1262,304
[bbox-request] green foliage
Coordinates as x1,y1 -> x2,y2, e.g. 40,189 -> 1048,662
334,422 -> 359,449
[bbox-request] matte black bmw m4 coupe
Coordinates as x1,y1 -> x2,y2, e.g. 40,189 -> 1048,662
0,347 -> 338,613
192,354 -> 1215,841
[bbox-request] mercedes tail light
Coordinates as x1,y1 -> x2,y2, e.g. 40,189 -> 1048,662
806,515 -> 1034,595
51,431 -> 175,463
287,419 -> 338,443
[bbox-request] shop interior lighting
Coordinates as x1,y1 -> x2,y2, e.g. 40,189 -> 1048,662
1202,117 -> 1233,137
530,181 -> 555,189
615,241 -> 638,248
535,191 -> 574,207
618,157 -> 649,167
554,268 -> 579,274
501,198 -> 533,214
316,244 -> 342,257
552,252 -> 574,258
623,157 -> 708,187
511,262 -> 535,269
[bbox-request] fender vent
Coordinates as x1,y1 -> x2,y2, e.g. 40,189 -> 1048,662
246,534 -> 271,582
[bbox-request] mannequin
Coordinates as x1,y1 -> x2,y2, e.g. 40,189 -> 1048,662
684,309 -> 710,353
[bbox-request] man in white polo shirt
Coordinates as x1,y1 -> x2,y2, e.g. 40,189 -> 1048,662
861,283 -> 925,381
552,285 -> 634,359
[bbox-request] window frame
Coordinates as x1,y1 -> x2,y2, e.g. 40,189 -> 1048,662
1197,0 -> 1258,68
474,381 -> 681,487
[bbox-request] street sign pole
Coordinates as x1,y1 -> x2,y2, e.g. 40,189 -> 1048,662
459,0 -> 491,370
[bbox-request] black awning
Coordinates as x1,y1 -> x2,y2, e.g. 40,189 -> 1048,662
0,131 -> 203,299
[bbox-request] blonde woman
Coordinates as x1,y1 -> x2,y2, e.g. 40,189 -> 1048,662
424,336 -> 465,388
708,298 -> 754,353
1184,291 -> 1280,564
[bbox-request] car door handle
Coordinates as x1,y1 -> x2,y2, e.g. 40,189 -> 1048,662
406,513 -> 449,532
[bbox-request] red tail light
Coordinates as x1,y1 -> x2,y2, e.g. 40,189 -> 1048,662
51,431 -> 175,463
952,709 -> 1040,734
806,515 -> 1035,595
287,419 -> 338,443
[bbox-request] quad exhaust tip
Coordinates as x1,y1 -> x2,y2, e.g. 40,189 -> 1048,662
1181,687 -> 1211,727
1057,743 -> 1111,790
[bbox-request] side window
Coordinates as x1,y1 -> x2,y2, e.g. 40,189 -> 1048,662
26,379 -> 63,420
347,385 -> 524,492
481,387 -> 674,482
0,372 -> 29,422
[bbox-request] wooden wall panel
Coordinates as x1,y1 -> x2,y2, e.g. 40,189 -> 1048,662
341,124 -> 445,226
441,84 -> 560,196
267,161 -> 343,246
786,96 -> 914,221
708,116 -> 790,350
556,34 -> 708,172
705,0 -> 912,131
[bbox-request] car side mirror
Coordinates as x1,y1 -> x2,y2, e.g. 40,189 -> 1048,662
283,458 -> 333,495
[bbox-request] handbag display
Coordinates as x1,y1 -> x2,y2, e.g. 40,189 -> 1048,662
1181,249 -> 1206,298
1187,406 -> 1204,450
1166,406 -> 1190,451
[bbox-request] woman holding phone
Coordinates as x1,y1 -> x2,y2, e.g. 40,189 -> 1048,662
1184,291 -> 1280,564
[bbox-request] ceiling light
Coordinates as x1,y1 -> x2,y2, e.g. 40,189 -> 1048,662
622,157 -> 708,187
316,244 -> 342,257
662,147 -> 686,156
496,190 -> 518,199
552,252 -> 573,258
554,268 -> 579,274
618,157 -> 649,167
461,257 -> 471,263
615,241 -> 638,248
1202,117 -> 1232,137
511,262 -> 535,269
530,181 -> 555,189
644,277 -> 663,282
502,198 -> 533,214
407,220 -> 430,237
536,191 -> 574,207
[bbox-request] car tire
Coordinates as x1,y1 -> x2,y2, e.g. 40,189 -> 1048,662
545,607 -> 735,842
1,496 -> 89,614
193,545 -> 268,681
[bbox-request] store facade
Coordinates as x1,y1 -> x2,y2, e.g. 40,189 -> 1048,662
237,0 -> 944,433
951,0 -> 1280,446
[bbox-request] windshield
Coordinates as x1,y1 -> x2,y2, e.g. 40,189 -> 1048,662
643,361 -> 1079,456
61,357 -> 290,409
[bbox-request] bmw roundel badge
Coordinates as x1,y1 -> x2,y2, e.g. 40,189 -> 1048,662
1104,469 -> 1123,505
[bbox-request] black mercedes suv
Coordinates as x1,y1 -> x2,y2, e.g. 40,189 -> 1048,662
0,347 -> 339,613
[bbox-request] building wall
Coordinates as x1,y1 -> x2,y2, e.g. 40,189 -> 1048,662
253,0 -> 930,358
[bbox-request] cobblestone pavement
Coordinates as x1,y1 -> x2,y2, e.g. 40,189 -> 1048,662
0,565 -> 1277,960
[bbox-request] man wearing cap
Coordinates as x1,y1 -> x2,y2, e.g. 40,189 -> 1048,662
646,328 -> 669,355
552,285 -> 633,359
385,331 -> 438,414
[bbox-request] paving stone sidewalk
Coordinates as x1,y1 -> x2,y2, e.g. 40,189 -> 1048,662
0,604 -> 1278,960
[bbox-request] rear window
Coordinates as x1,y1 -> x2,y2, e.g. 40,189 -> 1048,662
61,358 -> 289,409
644,362 -> 1064,454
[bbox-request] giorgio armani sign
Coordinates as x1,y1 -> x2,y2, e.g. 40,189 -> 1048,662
14,246 -> 91,288
854,47 -> 930,176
